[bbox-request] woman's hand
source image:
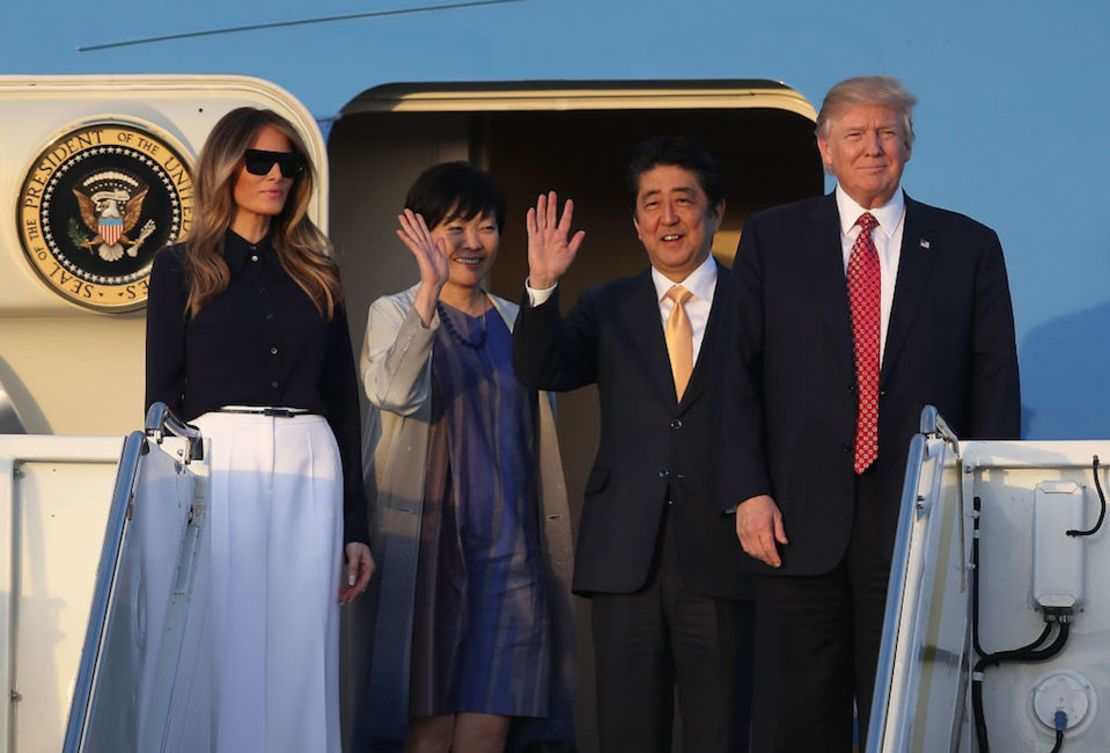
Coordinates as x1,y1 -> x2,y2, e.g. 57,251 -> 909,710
526,191 -> 585,291
396,209 -> 450,326
338,542 -> 375,605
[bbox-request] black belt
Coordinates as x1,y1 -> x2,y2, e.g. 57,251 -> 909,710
218,407 -> 310,418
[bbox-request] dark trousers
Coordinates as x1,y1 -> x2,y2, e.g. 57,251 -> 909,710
750,468 -> 891,753
591,509 -> 753,753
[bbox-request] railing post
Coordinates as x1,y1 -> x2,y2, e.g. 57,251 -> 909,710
144,402 -> 203,462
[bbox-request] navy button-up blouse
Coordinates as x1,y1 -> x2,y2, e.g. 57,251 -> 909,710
144,230 -> 368,544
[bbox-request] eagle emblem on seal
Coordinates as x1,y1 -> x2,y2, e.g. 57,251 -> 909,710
70,170 -> 157,261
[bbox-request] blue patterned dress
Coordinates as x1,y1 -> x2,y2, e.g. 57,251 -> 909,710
408,302 -> 551,718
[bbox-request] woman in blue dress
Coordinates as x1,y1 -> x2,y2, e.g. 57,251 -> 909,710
360,163 -> 575,752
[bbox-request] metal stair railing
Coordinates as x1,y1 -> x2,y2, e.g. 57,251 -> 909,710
62,403 -> 209,753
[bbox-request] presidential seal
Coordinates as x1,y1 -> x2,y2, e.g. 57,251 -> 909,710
18,122 -> 194,312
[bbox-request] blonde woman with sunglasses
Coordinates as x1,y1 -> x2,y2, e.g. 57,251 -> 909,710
145,107 -> 373,753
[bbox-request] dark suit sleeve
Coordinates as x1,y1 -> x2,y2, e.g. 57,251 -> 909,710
970,230 -> 1021,439
321,301 -> 371,545
512,285 -> 600,392
144,247 -> 187,418
717,220 -> 773,510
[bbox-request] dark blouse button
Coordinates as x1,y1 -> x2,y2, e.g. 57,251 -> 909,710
250,255 -> 259,262
270,347 -> 278,355
265,312 -> 274,320
271,380 -> 279,388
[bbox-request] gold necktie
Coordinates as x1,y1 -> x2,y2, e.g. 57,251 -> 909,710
664,285 -> 694,400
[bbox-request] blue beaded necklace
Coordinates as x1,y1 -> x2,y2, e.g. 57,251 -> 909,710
436,300 -> 488,350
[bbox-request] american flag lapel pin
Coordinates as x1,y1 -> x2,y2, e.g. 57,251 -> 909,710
919,238 -> 931,250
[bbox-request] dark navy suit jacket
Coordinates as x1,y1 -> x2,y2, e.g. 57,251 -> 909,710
720,192 -> 1021,576
513,263 -> 751,599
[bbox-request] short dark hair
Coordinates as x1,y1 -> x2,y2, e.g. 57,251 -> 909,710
404,161 -> 506,231
626,136 -> 724,213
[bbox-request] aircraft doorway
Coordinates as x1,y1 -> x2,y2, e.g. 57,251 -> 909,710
329,81 -> 823,753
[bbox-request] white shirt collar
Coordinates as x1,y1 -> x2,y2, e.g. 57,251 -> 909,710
835,184 -> 906,240
651,252 -> 718,303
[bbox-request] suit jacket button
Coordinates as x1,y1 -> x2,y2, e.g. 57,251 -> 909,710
670,418 -> 683,430
659,468 -> 670,479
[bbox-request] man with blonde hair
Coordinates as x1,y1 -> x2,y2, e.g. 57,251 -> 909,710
719,76 -> 1020,751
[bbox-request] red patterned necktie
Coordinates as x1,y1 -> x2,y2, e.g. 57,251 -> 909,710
847,212 -> 881,474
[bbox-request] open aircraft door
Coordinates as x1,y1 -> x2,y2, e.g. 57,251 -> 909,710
0,76 -> 327,753
327,79 -> 825,752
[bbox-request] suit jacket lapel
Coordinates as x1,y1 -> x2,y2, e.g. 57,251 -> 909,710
616,270 -> 677,405
881,195 -> 936,385
806,194 -> 857,375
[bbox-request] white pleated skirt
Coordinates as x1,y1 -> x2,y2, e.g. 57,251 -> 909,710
193,411 -> 343,753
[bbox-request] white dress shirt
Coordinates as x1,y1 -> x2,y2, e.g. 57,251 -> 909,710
526,253 -> 718,366
835,185 -> 906,364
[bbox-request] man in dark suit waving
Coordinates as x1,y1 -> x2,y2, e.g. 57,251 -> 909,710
514,137 -> 751,753
722,76 -> 1021,752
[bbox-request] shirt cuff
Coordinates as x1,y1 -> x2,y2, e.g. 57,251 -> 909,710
525,280 -> 557,308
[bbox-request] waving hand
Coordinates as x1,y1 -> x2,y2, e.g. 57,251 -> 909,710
396,209 -> 450,325
526,191 -> 585,290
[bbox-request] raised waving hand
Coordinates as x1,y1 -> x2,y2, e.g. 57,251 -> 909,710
396,208 -> 450,325
526,191 -> 585,290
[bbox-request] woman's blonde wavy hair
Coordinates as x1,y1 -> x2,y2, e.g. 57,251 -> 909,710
183,107 -> 341,319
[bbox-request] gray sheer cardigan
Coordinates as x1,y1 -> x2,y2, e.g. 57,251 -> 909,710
343,284 -> 575,746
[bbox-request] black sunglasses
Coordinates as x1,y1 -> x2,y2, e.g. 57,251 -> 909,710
243,148 -> 304,178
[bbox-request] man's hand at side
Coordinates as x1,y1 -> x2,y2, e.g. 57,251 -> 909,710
736,494 -> 788,568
